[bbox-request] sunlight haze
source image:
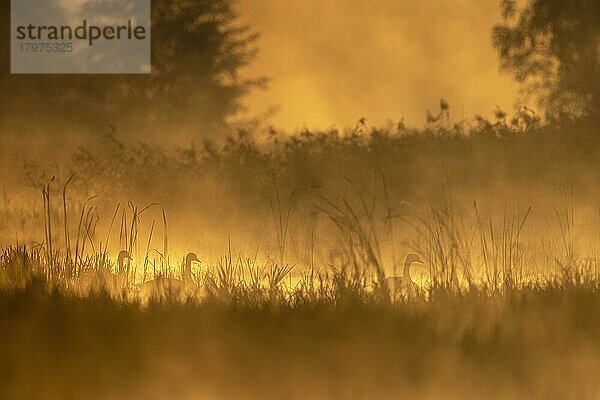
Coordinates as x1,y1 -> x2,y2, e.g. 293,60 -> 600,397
239,0 -> 519,129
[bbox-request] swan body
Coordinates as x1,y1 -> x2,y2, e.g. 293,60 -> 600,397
137,252 -> 200,300
88,250 -> 131,294
385,253 -> 424,294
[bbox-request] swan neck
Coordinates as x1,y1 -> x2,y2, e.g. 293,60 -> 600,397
182,261 -> 192,282
403,259 -> 412,280
118,258 -> 126,274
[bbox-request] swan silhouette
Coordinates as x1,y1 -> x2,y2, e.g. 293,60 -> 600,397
90,249 -> 131,294
384,253 -> 424,294
137,252 -> 200,300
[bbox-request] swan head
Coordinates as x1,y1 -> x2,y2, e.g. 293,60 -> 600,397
185,252 -> 200,266
118,250 -> 131,262
405,253 -> 424,266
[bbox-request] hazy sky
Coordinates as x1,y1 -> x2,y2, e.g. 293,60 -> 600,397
238,0 -> 519,130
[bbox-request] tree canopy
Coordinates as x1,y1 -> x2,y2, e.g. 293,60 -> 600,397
0,0 -> 263,135
493,0 -> 600,118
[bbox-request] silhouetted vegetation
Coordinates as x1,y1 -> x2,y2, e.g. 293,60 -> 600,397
494,0 -> 600,117
0,0 -> 263,134
4,108 -> 600,269
2,237 -> 600,398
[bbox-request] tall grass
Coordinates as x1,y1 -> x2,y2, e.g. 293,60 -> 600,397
4,237 -> 600,398
4,116 -> 600,398
0,178 -> 594,306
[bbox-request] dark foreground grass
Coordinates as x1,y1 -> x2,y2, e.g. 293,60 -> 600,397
2,277 -> 600,399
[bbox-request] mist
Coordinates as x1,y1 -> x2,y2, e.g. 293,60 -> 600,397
238,0 -> 519,129
4,0 -> 600,398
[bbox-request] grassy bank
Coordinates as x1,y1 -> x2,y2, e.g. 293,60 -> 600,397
3,115 -> 600,398
2,246 -> 600,399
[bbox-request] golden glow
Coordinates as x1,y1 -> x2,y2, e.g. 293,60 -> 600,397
238,0 -> 519,129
